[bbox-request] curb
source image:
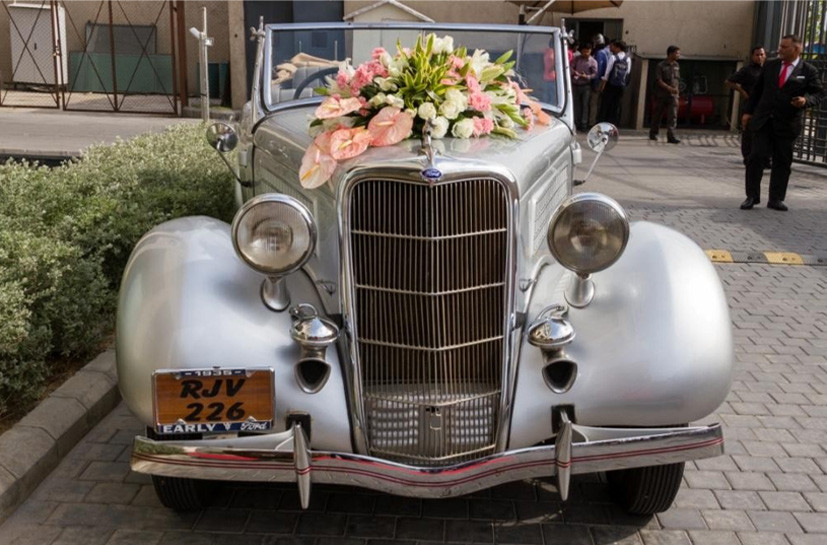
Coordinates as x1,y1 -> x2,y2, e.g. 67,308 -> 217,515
0,349 -> 120,524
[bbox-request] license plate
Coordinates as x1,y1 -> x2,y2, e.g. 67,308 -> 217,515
153,368 -> 274,435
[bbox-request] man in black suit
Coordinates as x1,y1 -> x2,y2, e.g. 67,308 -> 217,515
740,34 -> 824,211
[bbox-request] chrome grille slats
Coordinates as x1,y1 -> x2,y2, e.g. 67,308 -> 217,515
347,178 -> 510,466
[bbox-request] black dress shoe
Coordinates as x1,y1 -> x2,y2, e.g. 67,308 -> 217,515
649,133 -> 658,141
667,136 -> 681,144
767,200 -> 788,211
740,197 -> 760,210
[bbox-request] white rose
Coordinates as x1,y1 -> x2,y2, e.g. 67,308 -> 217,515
451,118 -> 475,138
405,108 -> 417,119
432,116 -> 449,139
439,99 -> 463,120
379,52 -> 393,67
386,94 -> 405,109
376,77 -> 398,92
440,36 -> 454,54
388,58 -> 408,78
431,35 -> 444,53
445,89 -> 467,108
369,92 -> 387,107
417,102 -> 437,120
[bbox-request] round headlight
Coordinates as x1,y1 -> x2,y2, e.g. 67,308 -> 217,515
547,193 -> 629,275
232,194 -> 316,275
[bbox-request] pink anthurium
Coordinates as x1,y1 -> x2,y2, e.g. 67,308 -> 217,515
367,106 -> 414,147
314,96 -> 362,119
299,132 -> 337,188
329,127 -> 372,160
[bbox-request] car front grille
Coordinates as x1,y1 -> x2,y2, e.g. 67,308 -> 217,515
347,178 -> 510,466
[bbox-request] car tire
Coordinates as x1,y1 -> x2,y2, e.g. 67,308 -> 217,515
606,462 -> 685,515
151,475 -> 208,511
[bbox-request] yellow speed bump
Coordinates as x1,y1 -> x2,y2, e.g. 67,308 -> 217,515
764,252 -> 804,265
705,250 -> 733,263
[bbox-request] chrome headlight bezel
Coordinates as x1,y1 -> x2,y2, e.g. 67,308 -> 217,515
547,192 -> 630,275
231,193 -> 317,276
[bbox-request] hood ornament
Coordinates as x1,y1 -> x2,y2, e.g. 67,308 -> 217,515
419,119 -> 442,186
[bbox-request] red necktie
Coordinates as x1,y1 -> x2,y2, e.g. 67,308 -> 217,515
778,62 -> 791,88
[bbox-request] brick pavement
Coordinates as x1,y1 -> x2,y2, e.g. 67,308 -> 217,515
0,133 -> 825,544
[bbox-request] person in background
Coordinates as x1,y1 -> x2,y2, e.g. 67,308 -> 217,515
726,45 -> 767,165
542,37 -> 558,104
571,42 -> 598,131
589,34 -> 610,127
598,40 -> 631,126
740,34 -> 824,211
650,45 -> 682,144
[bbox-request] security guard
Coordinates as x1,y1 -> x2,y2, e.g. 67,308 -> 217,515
650,45 -> 682,144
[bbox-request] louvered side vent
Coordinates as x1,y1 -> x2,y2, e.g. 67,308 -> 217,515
348,179 -> 510,466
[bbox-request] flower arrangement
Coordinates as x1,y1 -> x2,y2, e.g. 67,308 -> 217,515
299,33 -> 550,188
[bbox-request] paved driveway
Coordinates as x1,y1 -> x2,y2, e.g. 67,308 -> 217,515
1,133 -> 825,545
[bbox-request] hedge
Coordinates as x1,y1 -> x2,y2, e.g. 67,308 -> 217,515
0,123 -> 235,418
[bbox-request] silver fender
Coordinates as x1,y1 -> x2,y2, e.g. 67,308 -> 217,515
116,216 -> 353,452
510,221 -> 733,448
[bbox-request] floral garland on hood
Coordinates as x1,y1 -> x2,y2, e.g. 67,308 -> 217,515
299,33 -> 551,188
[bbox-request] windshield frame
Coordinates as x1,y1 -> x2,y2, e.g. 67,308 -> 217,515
261,22 -> 564,115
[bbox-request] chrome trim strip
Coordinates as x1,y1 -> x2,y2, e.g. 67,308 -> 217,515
357,336 -> 504,352
131,423 -> 724,499
355,282 -> 505,297
351,228 -> 508,241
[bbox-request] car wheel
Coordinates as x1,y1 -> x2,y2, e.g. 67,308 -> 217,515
151,475 -> 208,511
606,462 -> 685,515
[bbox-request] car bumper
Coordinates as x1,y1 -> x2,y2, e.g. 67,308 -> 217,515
132,420 -> 724,506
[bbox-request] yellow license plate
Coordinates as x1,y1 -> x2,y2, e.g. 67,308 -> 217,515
153,368 -> 274,434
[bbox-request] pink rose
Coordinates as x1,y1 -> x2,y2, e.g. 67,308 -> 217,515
472,117 -> 494,137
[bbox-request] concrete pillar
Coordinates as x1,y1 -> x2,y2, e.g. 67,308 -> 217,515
228,0 -> 247,111
634,58 -> 649,130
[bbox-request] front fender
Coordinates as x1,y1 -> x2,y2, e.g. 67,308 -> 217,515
510,221 -> 733,448
116,216 -> 352,452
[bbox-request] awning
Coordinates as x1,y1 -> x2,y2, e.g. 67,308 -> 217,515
510,1 -> 623,24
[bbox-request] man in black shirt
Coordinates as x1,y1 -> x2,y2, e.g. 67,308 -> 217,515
726,46 -> 766,164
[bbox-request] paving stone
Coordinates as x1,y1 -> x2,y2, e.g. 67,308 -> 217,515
327,492 -> 376,514
674,489 -> 720,509
685,530 -> 740,545
684,471 -> 730,490
296,512 -> 346,536
541,524 -> 593,545
469,499 -> 514,520
746,510 -> 804,533
590,526 -> 642,544
85,483 -> 140,505
701,509 -> 755,531
78,462 -> 131,483
787,535 -> 827,545
421,498 -> 468,519
724,471 -> 776,491
493,523 -> 543,545
792,512 -> 827,533
759,491 -> 813,512
638,530 -> 691,545
443,519 -> 493,543
104,529 -> 163,545
52,526 -> 113,545
736,532 -> 790,545
0,522 -> 62,545
245,511 -> 297,534
657,509 -> 706,530
395,517 -> 444,541
767,472 -> 818,492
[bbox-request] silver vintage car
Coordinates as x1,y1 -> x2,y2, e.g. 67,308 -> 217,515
117,22 -> 733,515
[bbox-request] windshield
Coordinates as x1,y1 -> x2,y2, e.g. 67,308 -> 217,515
264,23 -> 563,112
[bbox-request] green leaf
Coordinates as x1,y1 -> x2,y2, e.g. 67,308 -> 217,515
494,50 -> 513,64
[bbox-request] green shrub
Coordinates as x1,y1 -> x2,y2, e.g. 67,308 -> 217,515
0,123 -> 234,418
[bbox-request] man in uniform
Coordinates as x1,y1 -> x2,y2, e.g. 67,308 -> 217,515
740,34 -> 824,211
649,45 -> 681,144
726,46 -> 767,164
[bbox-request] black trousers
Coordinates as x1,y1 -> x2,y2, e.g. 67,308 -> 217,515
599,84 -> 624,125
744,121 -> 794,202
